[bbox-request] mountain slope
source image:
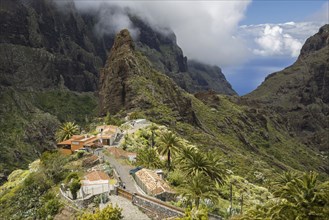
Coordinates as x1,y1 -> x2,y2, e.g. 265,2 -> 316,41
99,29 -> 328,181
0,0 -> 235,181
246,24 -> 329,151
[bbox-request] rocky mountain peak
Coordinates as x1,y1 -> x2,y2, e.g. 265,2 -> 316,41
299,24 -> 329,58
99,29 -> 139,115
99,29 -> 198,125
109,29 -> 135,57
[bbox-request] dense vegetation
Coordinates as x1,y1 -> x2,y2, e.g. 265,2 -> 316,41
0,152 -> 68,219
0,89 -> 97,183
123,124 -> 329,218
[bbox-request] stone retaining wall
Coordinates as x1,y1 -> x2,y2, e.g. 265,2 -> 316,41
132,194 -> 184,219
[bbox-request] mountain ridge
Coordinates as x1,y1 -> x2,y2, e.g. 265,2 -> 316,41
246,24 -> 329,151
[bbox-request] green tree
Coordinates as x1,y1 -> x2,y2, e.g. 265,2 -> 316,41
177,147 -> 226,185
240,171 -> 329,220
270,171 -> 329,219
65,172 -> 81,200
177,206 -> 209,220
105,112 -> 123,126
137,147 -> 162,169
179,173 -> 218,209
149,123 -> 158,148
69,179 -> 81,200
120,123 -> 132,137
40,151 -> 69,183
157,131 -> 181,170
55,121 -> 79,142
38,194 -> 62,219
78,204 -> 123,220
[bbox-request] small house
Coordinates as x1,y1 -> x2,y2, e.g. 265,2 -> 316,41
81,171 -> 115,196
95,125 -> 119,146
133,168 -> 175,201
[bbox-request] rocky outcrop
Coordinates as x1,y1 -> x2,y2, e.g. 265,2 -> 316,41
99,29 -> 136,114
99,30 -> 197,125
185,60 -> 236,95
246,24 -> 329,151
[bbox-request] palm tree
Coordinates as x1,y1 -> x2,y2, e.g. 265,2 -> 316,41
241,171 -> 329,220
149,123 -> 158,148
137,147 -> 162,169
270,171 -> 329,219
179,173 -> 218,208
177,147 -> 226,185
56,122 -> 79,142
157,131 -> 181,170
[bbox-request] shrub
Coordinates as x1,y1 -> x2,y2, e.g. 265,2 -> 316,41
79,204 -> 123,220
69,178 -> 81,200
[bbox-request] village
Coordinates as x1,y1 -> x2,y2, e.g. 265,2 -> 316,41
55,118 -> 193,220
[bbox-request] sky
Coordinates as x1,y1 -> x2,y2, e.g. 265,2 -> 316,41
225,0 -> 329,95
63,0 -> 329,95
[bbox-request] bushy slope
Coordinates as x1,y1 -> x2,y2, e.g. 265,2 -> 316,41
246,24 -> 329,152
0,87 -> 97,184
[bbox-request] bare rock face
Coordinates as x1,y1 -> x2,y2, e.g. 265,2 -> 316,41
99,29 -> 137,115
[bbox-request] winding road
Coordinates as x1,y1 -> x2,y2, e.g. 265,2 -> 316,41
96,148 -> 138,193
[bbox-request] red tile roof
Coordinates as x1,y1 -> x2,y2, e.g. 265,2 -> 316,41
135,169 -> 173,195
57,135 -> 84,145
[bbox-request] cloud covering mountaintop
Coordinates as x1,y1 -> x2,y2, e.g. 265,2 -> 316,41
56,0 -> 252,66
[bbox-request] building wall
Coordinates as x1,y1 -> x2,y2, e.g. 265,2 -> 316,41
59,148 -> 72,155
71,141 -> 84,151
134,175 -> 152,196
82,182 -> 112,196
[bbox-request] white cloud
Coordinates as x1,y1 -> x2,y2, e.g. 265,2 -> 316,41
253,24 -> 302,57
239,22 -> 323,58
60,0 -> 252,67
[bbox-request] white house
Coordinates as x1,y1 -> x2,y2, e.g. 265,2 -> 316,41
81,171 -> 115,196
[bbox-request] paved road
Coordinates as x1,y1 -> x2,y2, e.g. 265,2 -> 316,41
94,123 -> 151,193
103,195 -> 151,220
97,150 -> 137,193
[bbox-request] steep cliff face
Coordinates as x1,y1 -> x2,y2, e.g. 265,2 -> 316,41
185,60 -> 237,95
0,0 -> 236,94
246,24 -> 329,151
132,16 -> 237,95
0,0 -> 104,91
99,29 -> 197,124
0,0 -> 100,181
